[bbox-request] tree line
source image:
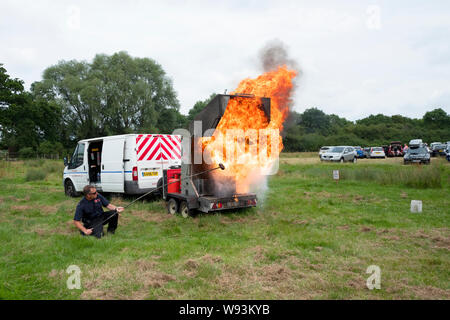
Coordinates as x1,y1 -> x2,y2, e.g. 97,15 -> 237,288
1,52 -> 449,157
283,107 -> 450,151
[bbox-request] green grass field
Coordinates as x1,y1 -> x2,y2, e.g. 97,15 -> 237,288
0,155 -> 449,299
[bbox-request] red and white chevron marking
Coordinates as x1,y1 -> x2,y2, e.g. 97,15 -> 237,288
136,134 -> 181,161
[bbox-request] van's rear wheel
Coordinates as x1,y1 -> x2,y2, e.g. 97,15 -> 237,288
156,178 -> 163,196
180,201 -> 194,218
340,158 -> 344,163
167,198 -> 178,215
64,180 -> 77,197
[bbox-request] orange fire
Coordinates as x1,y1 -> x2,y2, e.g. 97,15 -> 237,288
202,65 -> 297,193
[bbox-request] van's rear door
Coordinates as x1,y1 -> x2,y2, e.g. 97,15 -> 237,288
101,138 -> 125,192
136,134 -> 181,189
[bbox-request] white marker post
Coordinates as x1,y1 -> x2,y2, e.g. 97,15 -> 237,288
333,170 -> 340,184
410,200 -> 422,213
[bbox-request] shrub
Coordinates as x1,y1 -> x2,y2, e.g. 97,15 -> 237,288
43,162 -> 63,174
25,168 -> 47,181
25,159 -> 45,167
38,141 -> 65,158
19,147 -> 35,159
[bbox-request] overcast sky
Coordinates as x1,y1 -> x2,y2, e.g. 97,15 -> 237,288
1,0 -> 449,120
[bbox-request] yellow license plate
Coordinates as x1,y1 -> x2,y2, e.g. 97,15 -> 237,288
143,171 -> 158,177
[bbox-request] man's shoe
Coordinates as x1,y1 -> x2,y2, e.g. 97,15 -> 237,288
107,230 -> 115,235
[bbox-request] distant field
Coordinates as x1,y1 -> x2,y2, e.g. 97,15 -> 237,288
0,154 -> 449,299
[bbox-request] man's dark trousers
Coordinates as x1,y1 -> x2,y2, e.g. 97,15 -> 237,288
82,210 -> 118,238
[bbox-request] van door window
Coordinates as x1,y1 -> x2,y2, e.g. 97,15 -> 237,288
69,143 -> 85,169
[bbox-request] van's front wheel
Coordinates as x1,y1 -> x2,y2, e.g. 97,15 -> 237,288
64,180 -> 77,197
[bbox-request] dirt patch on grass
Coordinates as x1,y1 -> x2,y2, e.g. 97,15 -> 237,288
431,236 -> 450,250
11,205 -> 32,211
39,205 -> 58,215
352,195 -> 365,203
407,285 -> 450,299
212,256 -> 327,299
412,229 -> 450,250
260,264 -> 292,281
127,209 -> 173,223
81,259 -> 176,300
347,276 -> 367,290
292,220 -> 309,225
219,214 -> 259,225
182,254 -> 223,278
251,246 -> 267,262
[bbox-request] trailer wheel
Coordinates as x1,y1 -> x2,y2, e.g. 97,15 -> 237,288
180,201 -> 193,218
167,198 -> 178,215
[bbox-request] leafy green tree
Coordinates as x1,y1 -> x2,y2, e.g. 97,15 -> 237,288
32,51 -> 182,140
299,108 -> 331,134
185,93 -> 216,126
0,64 -> 61,151
423,108 -> 450,128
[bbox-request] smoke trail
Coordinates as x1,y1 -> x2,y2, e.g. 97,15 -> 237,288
259,39 -> 299,73
259,39 -> 301,136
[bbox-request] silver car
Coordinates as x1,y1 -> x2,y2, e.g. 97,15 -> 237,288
321,146 -> 357,163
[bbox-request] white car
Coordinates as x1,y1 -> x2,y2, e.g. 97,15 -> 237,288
369,147 -> 386,158
319,146 -> 332,159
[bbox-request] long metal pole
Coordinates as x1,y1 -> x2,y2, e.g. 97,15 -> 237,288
90,164 -> 225,230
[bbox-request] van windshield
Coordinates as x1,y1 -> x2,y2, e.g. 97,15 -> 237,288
331,147 -> 344,153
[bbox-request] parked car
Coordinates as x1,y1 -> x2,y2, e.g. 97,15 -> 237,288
319,146 -> 332,159
363,147 -> 371,158
430,142 -> 447,157
387,141 -> 403,157
369,147 -> 386,158
353,146 -> 366,158
446,145 -> 450,162
404,144 -> 430,164
321,146 -> 357,163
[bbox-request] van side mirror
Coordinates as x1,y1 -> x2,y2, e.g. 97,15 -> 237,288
64,157 -> 68,166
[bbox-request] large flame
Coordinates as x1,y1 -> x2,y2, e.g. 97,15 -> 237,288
202,65 -> 297,193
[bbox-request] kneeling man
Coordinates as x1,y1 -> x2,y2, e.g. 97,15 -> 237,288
73,185 -> 124,238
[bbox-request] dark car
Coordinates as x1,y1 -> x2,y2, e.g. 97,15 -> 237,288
404,145 -> 430,164
430,142 -> 447,157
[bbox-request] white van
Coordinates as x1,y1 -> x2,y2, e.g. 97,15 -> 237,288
63,134 -> 181,196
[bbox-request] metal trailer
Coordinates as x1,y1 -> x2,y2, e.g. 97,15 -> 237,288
162,94 -> 271,217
